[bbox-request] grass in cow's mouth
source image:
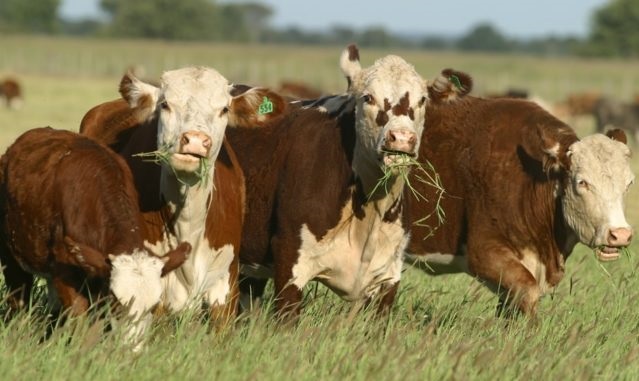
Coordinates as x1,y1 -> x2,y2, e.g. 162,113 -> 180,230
132,143 -> 173,168
369,153 -> 446,237
133,143 -> 212,186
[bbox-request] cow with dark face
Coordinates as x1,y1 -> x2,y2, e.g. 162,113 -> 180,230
229,45 -> 472,319
80,67 -> 288,327
0,127 -> 191,350
404,90 -> 634,316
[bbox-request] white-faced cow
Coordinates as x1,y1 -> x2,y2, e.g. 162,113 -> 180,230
403,92 -> 634,316
228,45 -> 472,319
80,67 -> 288,326
0,127 -> 191,349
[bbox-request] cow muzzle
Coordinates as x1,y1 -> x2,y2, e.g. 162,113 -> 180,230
381,128 -> 418,166
171,131 -> 212,171
595,227 -> 633,261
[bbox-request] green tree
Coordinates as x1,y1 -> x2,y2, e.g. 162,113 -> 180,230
457,23 -> 512,52
100,0 -> 220,40
583,0 -> 639,57
0,0 -> 61,33
230,2 -> 272,42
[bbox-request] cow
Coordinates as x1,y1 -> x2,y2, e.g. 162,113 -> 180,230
80,66 -> 288,327
227,45 -> 472,320
401,94 -> 634,317
562,91 -> 602,117
592,96 -> 639,143
0,77 -> 23,109
0,127 -> 191,349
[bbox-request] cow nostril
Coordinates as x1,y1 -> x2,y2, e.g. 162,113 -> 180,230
180,135 -> 190,147
608,228 -> 633,245
387,132 -> 397,143
202,137 -> 211,149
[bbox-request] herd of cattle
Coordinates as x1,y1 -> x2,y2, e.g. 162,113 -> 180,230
0,44 -> 634,349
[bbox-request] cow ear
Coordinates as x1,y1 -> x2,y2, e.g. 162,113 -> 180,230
160,242 -> 191,277
340,44 -> 361,91
521,123 -> 579,173
63,236 -> 111,278
228,87 -> 288,128
606,128 -> 628,145
119,70 -> 160,120
427,68 -> 473,104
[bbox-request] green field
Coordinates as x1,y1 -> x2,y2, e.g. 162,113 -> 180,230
1,36 -> 639,380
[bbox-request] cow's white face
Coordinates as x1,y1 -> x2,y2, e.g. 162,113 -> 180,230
562,134 -> 634,260
120,67 -> 287,186
154,67 -> 232,179
109,251 -> 166,351
341,48 -> 428,186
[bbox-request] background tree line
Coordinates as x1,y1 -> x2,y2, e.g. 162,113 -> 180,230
1,0 -> 638,58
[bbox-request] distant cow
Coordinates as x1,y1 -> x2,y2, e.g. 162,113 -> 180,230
80,67 -> 288,325
0,77 -> 23,109
228,45 -> 472,319
562,91 -> 601,117
0,127 -> 190,347
593,96 -> 639,143
403,95 -> 634,316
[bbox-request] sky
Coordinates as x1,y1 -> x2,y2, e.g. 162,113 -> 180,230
59,0 -> 609,39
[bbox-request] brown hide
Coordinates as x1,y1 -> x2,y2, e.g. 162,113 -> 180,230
405,96 -> 580,315
80,98 -> 150,152
227,107 -> 356,266
0,128 -> 144,313
277,81 -> 324,100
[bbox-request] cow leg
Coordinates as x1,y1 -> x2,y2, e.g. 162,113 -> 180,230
51,274 -> 90,317
271,236 -> 303,322
0,251 -> 33,312
467,241 -> 540,317
208,258 -> 240,332
376,281 -> 399,315
365,281 -> 399,316
238,277 -> 269,312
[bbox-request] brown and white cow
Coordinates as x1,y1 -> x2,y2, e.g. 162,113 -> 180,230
0,127 -> 191,348
80,67 -> 288,325
229,45 -> 472,319
402,93 -> 634,316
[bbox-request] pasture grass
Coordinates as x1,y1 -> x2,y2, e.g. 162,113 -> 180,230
0,36 -> 638,380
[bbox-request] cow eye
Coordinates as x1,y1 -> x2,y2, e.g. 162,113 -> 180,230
361,94 -> 374,105
160,100 -> 170,111
577,179 -> 589,190
221,106 -> 229,115
418,96 -> 427,107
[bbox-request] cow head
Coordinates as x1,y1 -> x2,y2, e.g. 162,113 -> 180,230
341,45 -> 428,184
64,237 -> 191,351
561,130 -> 634,261
119,67 -> 286,185
340,45 -> 472,195
524,126 -> 634,260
